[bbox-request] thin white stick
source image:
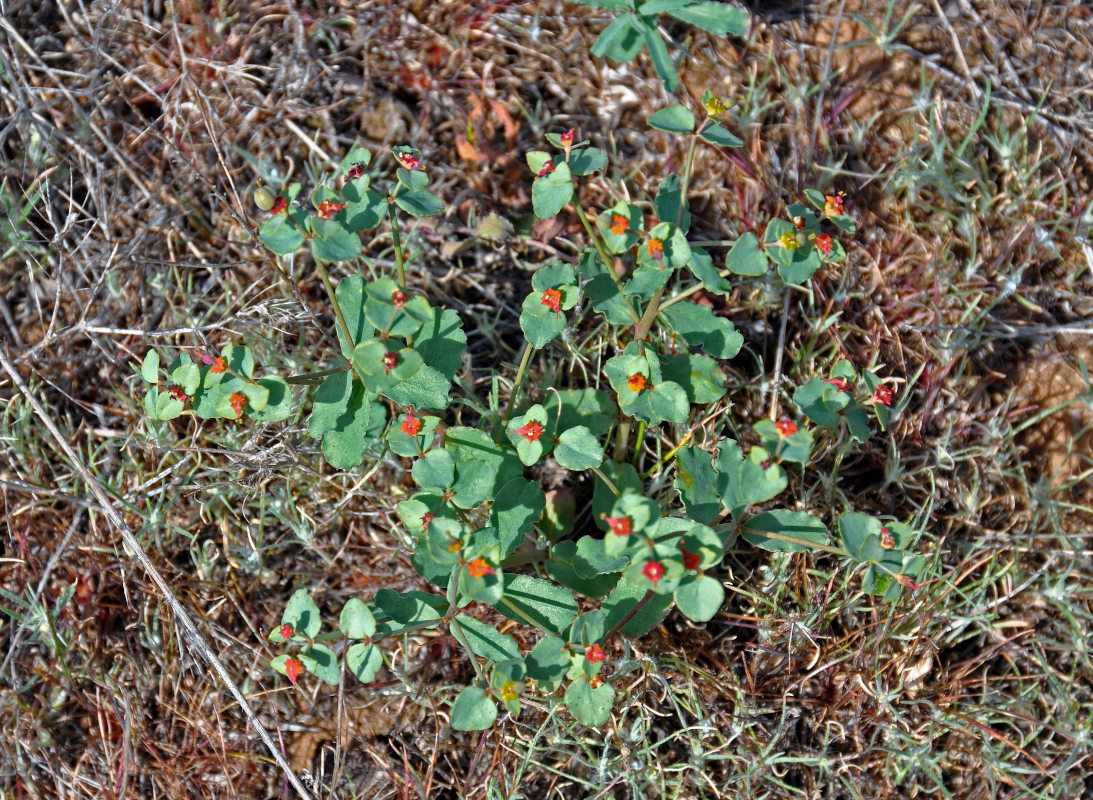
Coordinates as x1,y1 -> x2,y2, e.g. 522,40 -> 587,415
0,350 -> 315,800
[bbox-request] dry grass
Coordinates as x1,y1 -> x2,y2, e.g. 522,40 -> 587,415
2,1 -> 1093,798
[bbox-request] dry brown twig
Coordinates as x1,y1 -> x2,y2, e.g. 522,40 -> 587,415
0,348 -> 316,800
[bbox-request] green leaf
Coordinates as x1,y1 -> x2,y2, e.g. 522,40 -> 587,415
673,446 -> 720,524
446,427 -> 523,509
753,418 -> 813,464
171,361 -> 200,395
601,577 -> 673,637
258,210 -> 306,255
666,2 -> 748,35
743,510 -> 829,553
140,350 -> 159,383
415,307 -> 467,378
489,478 -> 546,557
372,589 -> 444,636
793,377 -> 849,428
553,426 -> 604,471
281,588 -> 321,638
334,275 -> 374,355
339,598 -> 376,639
647,104 -> 695,135
674,574 -> 724,622
520,290 -> 569,349
838,512 -> 887,562
412,448 -> 456,493
497,574 -> 579,634
654,173 -> 691,232
383,364 -> 452,411
697,121 -> 743,148
458,559 -> 504,605
545,388 -> 618,437
319,380 -> 374,469
569,147 -> 607,176
451,685 -> 498,731
344,187 -> 387,231
765,218 -> 821,284
532,162 -> 574,219
725,232 -> 768,276
308,370 -> 352,439
659,353 -> 726,405
397,167 -> 429,191
346,642 -> 383,683
637,14 -> 677,91
579,247 -> 638,324
395,188 -> 444,217
526,634 -> 570,689
311,224 -> 362,262
591,13 -> 644,62
299,644 -> 339,686
456,615 -> 521,661
574,536 -> 629,577
246,376 -> 292,422
660,301 -> 743,359
565,678 -> 614,727
387,411 -> 439,456
352,340 -> 423,394
568,610 -> 606,647
365,278 -> 432,338
154,391 -> 184,420
545,541 -> 620,598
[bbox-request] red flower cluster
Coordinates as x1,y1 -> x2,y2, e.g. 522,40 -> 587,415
396,151 -> 421,171
270,196 -> 288,215
537,161 -> 555,178
317,199 -> 344,219
774,418 -> 798,436
814,233 -> 834,255
401,412 -> 422,436
585,644 -> 606,663
541,288 -> 562,314
514,420 -> 544,443
643,561 -> 665,585
626,374 -> 648,393
167,385 -> 188,402
679,542 -> 701,571
560,129 -> 575,150
870,384 -> 894,406
346,162 -> 366,180
826,377 -> 852,393
229,392 -> 247,416
279,624 -> 294,639
604,515 -> 632,537
824,193 -> 846,217
391,288 -> 409,307
466,557 -> 493,578
284,657 -> 304,685
382,351 -> 399,375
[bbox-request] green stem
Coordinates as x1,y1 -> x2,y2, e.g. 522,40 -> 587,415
657,263 -> 736,313
604,589 -> 653,643
313,258 -> 354,355
446,565 -> 484,682
496,342 -> 533,442
754,530 -> 850,558
589,465 -> 620,498
574,200 -> 640,325
387,201 -> 406,289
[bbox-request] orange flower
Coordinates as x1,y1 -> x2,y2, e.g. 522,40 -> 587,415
395,151 -> 421,170
774,418 -> 798,436
541,288 -> 562,314
826,377 -> 852,393
229,392 -> 247,416
560,128 -> 575,150
880,527 -> 895,549
270,196 -> 288,215
679,542 -> 701,571
603,515 -> 632,537
870,384 -> 894,406
401,412 -> 422,436
317,199 -> 344,219
647,238 -> 664,261
609,213 -> 628,235
814,233 -> 834,255
626,373 -> 648,393
824,193 -> 846,217
210,356 -> 227,374
466,557 -> 493,578
585,644 -> 606,663
284,657 -> 304,685
514,420 -> 544,443
382,351 -> 399,375
642,561 -> 665,585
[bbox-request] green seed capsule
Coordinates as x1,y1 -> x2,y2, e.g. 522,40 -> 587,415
253,186 -> 275,211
